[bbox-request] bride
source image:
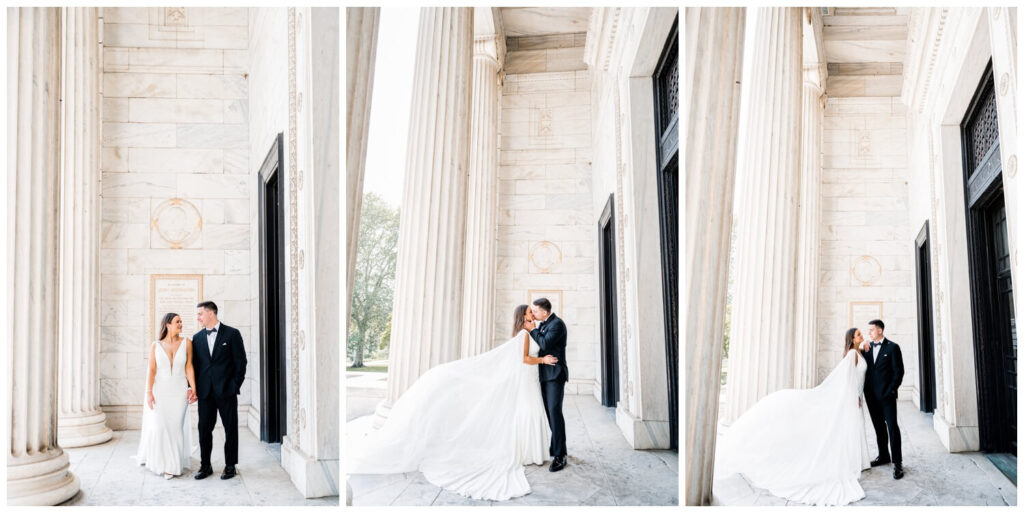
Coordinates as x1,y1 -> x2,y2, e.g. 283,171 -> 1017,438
715,328 -> 870,506
347,305 -> 555,501
135,312 -> 197,479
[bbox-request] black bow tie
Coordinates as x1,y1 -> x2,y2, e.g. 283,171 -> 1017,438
208,328 -> 218,333
870,342 -> 880,347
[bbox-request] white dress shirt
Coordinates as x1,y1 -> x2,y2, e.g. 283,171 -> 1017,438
207,322 -> 221,356
872,339 -> 881,361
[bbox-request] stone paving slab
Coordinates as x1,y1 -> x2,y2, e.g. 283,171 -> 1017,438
62,428 -> 338,506
712,400 -> 1017,506
346,394 -> 679,506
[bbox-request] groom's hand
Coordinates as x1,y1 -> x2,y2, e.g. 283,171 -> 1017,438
524,320 -> 536,331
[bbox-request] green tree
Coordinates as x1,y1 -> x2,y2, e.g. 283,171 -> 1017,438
348,192 -> 399,367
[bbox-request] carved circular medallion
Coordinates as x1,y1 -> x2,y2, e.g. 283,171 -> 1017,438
529,241 -> 562,273
1008,155 -> 1018,178
1000,73 -> 1010,96
152,198 -> 202,248
851,255 -> 882,286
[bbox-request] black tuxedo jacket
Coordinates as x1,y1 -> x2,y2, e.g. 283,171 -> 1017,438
531,313 -> 569,383
192,323 -> 247,399
861,338 -> 904,400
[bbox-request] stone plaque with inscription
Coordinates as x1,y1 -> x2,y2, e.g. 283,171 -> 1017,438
528,290 -> 563,316
849,301 -> 883,333
150,274 -> 203,342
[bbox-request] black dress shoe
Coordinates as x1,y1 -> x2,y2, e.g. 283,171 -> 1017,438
221,465 -> 237,480
549,456 -> 566,472
870,456 -> 892,467
194,466 -> 213,480
893,465 -> 904,480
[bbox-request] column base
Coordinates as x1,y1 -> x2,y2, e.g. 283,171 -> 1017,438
280,436 -> 339,498
58,409 -> 113,448
933,411 -> 980,452
7,448 -> 80,506
614,407 -> 671,450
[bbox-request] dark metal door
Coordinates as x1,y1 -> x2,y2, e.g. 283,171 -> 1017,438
598,195 -> 620,407
915,222 -> 937,413
654,16 -> 679,451
962,62 -> 1016,454
258,133 -> 287,443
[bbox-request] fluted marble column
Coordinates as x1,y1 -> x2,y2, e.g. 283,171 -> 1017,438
460,34 -> 503,358
683,7 -> 746,506
8,7 -> 81,505
793,67 -> 824,389
380,8 -> 473,417
345,7 -> 380,335
725,7 -> 803,423
57,6 -> 112,449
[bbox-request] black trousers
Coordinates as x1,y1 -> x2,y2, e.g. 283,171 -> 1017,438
541,379 -> 566,458
198,392 -> 238,467
865,393 -> 901,465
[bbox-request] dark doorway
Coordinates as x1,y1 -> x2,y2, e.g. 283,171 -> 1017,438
915,222 -> 937,413
258,133 -> 287,443
598,194 -> 620,407
962,62 -> 1016,456
654,16 -> 679,451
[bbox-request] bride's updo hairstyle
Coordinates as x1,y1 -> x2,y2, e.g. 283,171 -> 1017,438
159,312 -> 180,341
512,304 -> 528,336
843,327 -> 858,356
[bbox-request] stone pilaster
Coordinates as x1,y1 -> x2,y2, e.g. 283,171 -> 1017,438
57,6 -> 112,449
459,34 -> 503,358
345,7 -> 380,332
8,6 -> 81,505
683,7 -> 746,506
725,7 -> 803,423
793,67 -> 824,389
380,8 -> 473,415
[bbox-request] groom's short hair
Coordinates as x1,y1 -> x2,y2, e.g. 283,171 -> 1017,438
869,319 -> 884,331
532,298 -> 552,313
197,301 -> 218,314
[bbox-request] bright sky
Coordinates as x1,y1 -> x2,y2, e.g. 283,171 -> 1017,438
363,8 -> 419,209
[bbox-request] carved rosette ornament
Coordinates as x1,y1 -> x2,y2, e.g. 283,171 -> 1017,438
151,198 -> 202,248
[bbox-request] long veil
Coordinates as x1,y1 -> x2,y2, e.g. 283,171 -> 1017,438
715,349 -> 869,506
347,331 -> 536,498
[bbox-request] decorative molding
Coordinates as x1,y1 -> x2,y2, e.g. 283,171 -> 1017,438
612,81 -> 631,404
151,198 -> 202,249
583,7 -> 621,72
904,8 -> 950,114
287,6 -> 302,440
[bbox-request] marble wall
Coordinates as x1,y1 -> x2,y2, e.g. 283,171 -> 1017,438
495,68 -> 598,395
817,96 -> 918,396
99,7 -> 256,428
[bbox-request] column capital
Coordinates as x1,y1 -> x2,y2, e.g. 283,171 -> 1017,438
474,34 -> 503,69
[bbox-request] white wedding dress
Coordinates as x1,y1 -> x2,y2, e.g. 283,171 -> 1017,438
347,330 -> 550,501
716,349 -> 870,506
135,340 -> 193,476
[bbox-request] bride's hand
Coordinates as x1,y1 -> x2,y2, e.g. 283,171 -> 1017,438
541,355 -> 558,365
147,391 -> 156,410
858,397 -> 862,408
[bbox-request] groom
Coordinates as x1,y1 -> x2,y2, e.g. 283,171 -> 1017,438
191,301 -> 248,480
860,319 -> 905,480
525,298 -> 569,472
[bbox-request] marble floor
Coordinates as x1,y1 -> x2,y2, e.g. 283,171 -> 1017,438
61,427 -> 338,506
712,399 -> 1017,506
346,394 -> 679,506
